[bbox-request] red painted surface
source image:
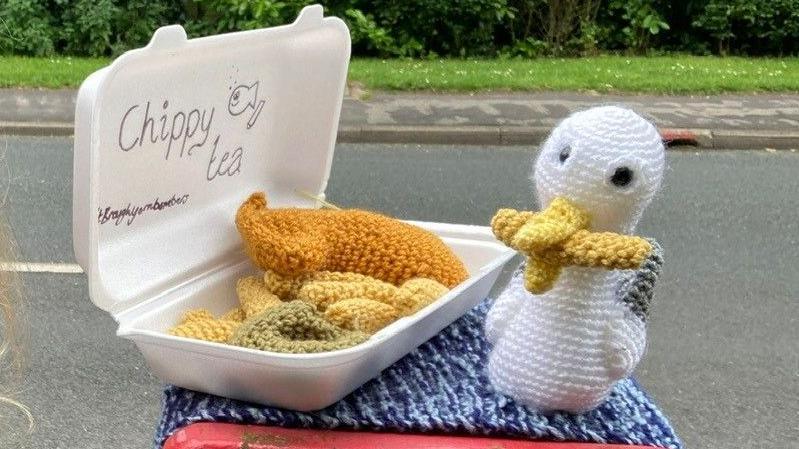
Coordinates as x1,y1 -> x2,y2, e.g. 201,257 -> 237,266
659,128 -> 698,146
164,423 -> 660,449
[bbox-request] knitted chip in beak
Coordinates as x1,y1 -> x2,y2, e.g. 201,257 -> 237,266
491,197 -> 652,294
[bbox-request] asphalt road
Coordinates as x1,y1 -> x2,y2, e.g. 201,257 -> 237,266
1,136 -> 797,449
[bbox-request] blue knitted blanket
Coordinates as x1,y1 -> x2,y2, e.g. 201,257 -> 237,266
155,300 -> 681,448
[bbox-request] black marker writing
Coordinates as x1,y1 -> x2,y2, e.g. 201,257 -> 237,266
118,100 -> 214,160
207,136 -> 243,181
228,82 -> 265,129
98,194 -> 190,226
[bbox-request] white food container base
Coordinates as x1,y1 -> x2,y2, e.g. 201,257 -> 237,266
73,4 -> 515,411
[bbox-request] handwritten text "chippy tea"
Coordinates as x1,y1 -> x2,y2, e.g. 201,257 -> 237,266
98,194 -> 190,226
118,100 -> 213,160
116,100 -> 243,181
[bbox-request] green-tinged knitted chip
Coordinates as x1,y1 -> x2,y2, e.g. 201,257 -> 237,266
229,300 -> 368,353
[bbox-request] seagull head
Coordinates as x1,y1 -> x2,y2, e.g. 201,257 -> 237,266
533,106 -> 665,233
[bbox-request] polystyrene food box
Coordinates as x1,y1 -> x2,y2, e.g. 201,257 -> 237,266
72,5 -> 515,411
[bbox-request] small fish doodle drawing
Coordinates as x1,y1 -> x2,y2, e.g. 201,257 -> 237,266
228,81 -> 266,129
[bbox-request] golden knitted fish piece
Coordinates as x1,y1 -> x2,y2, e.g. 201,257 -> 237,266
236,192 -> 468,288
491,197 -> 652,294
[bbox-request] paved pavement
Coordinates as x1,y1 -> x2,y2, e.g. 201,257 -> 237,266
2,89 -> 799,148
342,91 -> 799,130
1,136 -> 798,449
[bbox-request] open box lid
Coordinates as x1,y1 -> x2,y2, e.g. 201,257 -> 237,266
73,5 -> 350,317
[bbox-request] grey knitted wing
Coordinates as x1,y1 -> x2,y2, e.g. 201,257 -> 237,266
615,239 -> 664,323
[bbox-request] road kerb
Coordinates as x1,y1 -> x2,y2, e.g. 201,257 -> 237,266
2,121 -> 799,150
712,130 -> 799,150
352,125 -> 502,145
0,121 -> 74,136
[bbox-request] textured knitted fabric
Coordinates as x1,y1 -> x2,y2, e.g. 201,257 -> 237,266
168,309 -> 240,343
168,277 -> 285,343
236,276 -> 284,318
617,244 -> 663,322
297,278 -> 396,311
263,269 -> 449,332
264,269 -> 448,315
492,197 -> 652,293
533,106 -> 665,234
154,298 -> 681,449
486,106 -> 666,414
236,192 -> 468,287
324,298 -> 398,333
230,301 -> 369,353
393,278 -> 450,316
169,271 -> 450,346
262,270 -> 375,301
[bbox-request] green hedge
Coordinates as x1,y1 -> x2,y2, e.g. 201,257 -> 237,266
2,0 -> 798,57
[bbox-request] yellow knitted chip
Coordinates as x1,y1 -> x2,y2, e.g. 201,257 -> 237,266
170,270 -> 450,347
220,307 -> 246,322
263,270 -> 374,300
236,276 -> 283,318
180,309 -> 215,323
491,197 -> 652,294
168,309 -> 239,343
296,278 -> 398,311
392,278 -> 450,316
324,298 -> 399,333
259,269 -> 449,332
262,269 -> 301,300
523,258 -> 562,294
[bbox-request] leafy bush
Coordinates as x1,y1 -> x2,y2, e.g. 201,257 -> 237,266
344,9 -> 409,57
182,0 -> 315,36
599,0 -> 670,53
366,0 -> 515,57
111,0 -> 182,55
693,0 -> 799,55
58,0 -> 117,56
0,0 -> 798,58
0,0 -> 179,57
0,0 -> 56,56
610,0 -> 669,53
506,0 -> 602,56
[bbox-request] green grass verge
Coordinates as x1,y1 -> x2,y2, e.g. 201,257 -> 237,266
1,55 -> 798,93
0,56 -> 109,88
351,56 -> 799,94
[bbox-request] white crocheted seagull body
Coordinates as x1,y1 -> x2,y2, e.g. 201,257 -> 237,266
486,106 -> 666,413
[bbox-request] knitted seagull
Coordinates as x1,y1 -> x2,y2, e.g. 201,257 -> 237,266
485,105 -> 666,413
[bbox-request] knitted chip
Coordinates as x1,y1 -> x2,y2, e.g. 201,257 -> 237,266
168,309 -> 239,343
229,301 -> 369,353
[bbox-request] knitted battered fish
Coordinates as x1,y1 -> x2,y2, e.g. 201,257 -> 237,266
235,192 -> 468,288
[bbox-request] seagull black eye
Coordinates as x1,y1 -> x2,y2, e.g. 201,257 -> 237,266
558,146 -> 570,163
610,166 -> 634,187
